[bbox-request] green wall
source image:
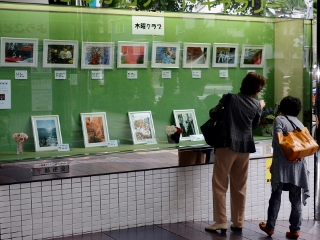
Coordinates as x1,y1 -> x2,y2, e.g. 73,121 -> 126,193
0,5 -> 287,155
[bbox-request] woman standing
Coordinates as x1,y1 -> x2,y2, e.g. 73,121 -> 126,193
259,96 -> 310,239
205,72 -> 266,232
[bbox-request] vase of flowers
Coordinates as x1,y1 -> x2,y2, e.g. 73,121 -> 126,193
165,126 -> 183,143
260,108 -> 276,136
12,132 -> 28,154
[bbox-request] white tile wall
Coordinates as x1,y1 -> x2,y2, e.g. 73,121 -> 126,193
0,156 -> 315,239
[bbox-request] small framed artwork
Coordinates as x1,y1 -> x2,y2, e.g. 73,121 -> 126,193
212,43 -> 239,68
0,37 -> 38,67
240,45 -> 265,68
43,39 -> 78,68
81,42 -> 114,69
173,109 -> 199,141
31,115 -> 62,152
117,41 -> 148,68
182,43 -> 211,68
151,42 -> 181,68
80,112 -> 109,148
303,46 -> 310,69
128,111 -> 156,144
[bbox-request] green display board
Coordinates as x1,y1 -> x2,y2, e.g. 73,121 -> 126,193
0,3 -> 311,161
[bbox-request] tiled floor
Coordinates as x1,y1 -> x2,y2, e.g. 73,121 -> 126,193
49,220 -> 319,240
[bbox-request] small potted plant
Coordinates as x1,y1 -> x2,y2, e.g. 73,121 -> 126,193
165,125 -> 183,143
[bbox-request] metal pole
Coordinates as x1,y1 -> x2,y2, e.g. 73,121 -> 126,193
314,1 -> 320,220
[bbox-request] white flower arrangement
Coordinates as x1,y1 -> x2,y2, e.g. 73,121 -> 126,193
165,125 -> 182,135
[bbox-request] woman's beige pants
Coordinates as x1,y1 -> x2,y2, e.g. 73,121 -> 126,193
212,147 -> 250,227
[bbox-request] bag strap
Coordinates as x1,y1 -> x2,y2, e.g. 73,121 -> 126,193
284,115 -> 301,132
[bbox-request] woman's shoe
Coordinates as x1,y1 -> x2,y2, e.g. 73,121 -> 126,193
286,231 -> 300,239
205,223 -> 228,232
259,222 -> 274,236
230,224 -> 242,231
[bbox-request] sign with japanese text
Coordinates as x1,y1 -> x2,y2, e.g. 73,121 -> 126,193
0,80 -> 11,109
32,162 -> 69,176
132,16 -> 164,35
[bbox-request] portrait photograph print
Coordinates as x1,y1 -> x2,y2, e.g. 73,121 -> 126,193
212,43 -> 239,68
117,41 -> 148,68
81,42 -> 114,69
240,45 -> 265,68
31,115 -> 62,152
0,37 -> 38,67
80,112 -> 109,148
182,43 -> 211,68
151,42 -> 180,68
43,39 -> 78,68
128,111 -> 156,144
173,109 -> 199,141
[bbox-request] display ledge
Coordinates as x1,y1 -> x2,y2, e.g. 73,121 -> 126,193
0,136 -> 272,163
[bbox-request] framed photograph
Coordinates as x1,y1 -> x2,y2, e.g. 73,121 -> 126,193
303,46 -> 310,69
182,43 -> 211,68
240,45 -> 265,68
31,115 -> 62,152
0,37 -> 38,67
117,41 -> 148,68
43,39 -> 78,68
81,42 -> 114,69
80,112 -> 109,148
173,109 -> 199,141
151,42 -> 180,68
212,43 -> 239,68
128,111 -> 156,144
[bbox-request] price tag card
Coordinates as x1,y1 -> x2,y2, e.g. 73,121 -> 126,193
190,134 -> 204,141
57,144 -> 70,151
127,71 -> 137,79
146,138 -> 158,145
15,70 -> 27,79
192,70 -> 201,78
55,71 -> 66,80
162,70 -> 171,79
249,146 -> 263,158
91,70 -> 103,79
219,70 -> 228,78
107,140 -> 119,147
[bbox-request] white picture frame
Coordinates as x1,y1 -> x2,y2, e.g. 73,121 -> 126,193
240,45 -> 265,68
117,41 -> 148,68
80,112 -> 110,148
31,115 -> 62,152
128,111 -> 156,144
182,43 -> 211,68
43,39 -> 78,68
173,109 -> 199,141
151,42 -> 181,68
212,43 -> 239,68
81,42 -> 114,69
0,37 -> 38,67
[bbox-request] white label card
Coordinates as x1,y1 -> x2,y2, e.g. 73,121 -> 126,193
55,71 -> 66,80
249,146 -> 263,157
132,16 -> 164,36
192,70 -> 201,78
127,71 -> 137,79
190,134 -> 204,141
57,144 -> 70,151
107,140 -> 119,147
247,70 -> 256,73
162,70 -> 171,79
219,70 -> 228,78
91,70 -> 103,79
15,70 -> 27,79
146,138 -> 158,145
